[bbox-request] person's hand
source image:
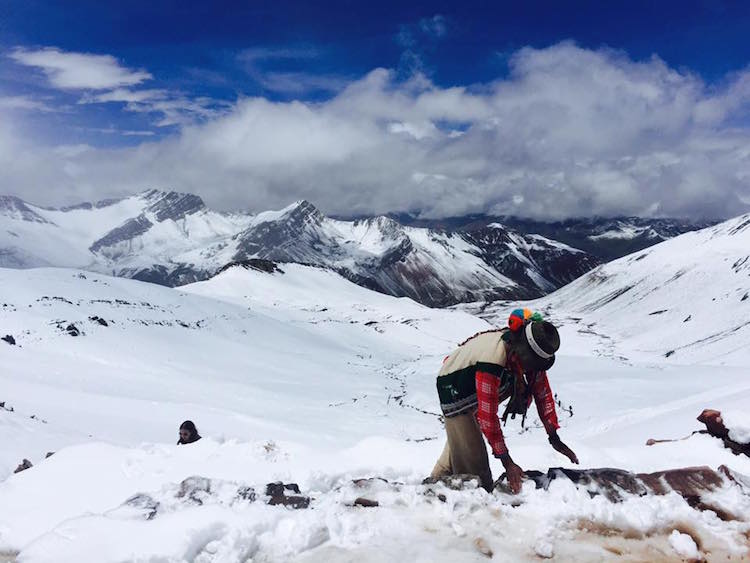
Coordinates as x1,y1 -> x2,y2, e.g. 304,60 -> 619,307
499,453 -> 524,494
549,432 -> 579,464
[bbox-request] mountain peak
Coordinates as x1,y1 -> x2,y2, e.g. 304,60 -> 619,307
283,199 -> 324,223
140,189 -> 206,222
0,195 -> 51,224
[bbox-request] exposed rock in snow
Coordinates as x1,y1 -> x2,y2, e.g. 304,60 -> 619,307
494,465 -> 740,515
13,459 -> 32,474
698,409 -> 750,457
0,196 -> 51,224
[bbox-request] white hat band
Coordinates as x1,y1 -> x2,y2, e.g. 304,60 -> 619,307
525,322 -> 553,359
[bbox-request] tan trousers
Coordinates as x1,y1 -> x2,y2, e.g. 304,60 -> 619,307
430,411 -> 493,491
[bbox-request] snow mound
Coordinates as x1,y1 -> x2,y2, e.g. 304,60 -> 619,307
3,441 -> 749,562
722,411 -> 750,445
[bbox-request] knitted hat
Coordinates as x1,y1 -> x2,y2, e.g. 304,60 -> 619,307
515,320 -> 560,372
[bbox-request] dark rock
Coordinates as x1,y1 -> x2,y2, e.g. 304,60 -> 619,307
264,482 -> 310,509
217,259 -> 283,276
236,486 -> 257,502
90,214 -> 153,254
14,459 -> 32,474
144,190 -> 205,222
353,497 -> 379,507
1,335 -> 15,345
267,494 -> 310,509
698,409 -> 750,457
89,316 -> 108,326
65,324 -> 80,337
265,482 -> 301,496
45,452 -> 54,458
128,263 -> 211,287
495,465 -> 744,514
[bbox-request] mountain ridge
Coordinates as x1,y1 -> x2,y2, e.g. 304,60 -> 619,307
0,189 -> 706,306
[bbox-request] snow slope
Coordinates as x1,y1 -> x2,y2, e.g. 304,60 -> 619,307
0,264 -> 486,476
1,264 -> 750,561
468,214 -> 750,366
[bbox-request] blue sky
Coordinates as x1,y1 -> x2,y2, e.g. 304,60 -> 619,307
0,1 -> 749,218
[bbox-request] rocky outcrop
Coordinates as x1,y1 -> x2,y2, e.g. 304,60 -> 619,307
0,196 -> 51,224
464,225 -> 600,295
13,459 -> 32,474
217,259 -> 283,275
122,477 -> 312,520
127,264 -> 211,287
698,409 -> 750,457
90,214 -> 153,254
494,465 -> 749,519
143,190 -> 205,222
265,482 -> 310,509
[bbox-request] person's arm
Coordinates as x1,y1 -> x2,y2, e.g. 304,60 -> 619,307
476,371 -> 524,493
532,372 -> 579,464
530,371 -> 560,434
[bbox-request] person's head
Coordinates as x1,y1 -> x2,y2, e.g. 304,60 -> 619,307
179,420 -> 198,442
508,320 -> 560,372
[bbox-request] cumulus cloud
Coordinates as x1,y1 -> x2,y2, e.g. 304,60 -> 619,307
5,47 -> 220,128
9,47 -> 151,90
2,42 -> 750,220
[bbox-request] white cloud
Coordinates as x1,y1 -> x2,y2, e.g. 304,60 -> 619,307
2,43 -> 750,220
80,87 -> 227,128
9,47 -> 151,90
0,95 -> 56,112
81,88 -> 167,103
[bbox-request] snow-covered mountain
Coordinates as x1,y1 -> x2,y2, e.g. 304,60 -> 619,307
502,216 -> 717,261
0,190 -> 598,306
2,262 -> 750,561
392,213 -> 714,262
468,214 -> 750,366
